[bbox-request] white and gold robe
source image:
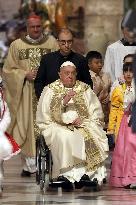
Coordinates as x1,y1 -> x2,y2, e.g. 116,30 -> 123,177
36,80 -> 109,183
2,35 -> 58,160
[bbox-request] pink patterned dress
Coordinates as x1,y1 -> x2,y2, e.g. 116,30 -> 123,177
109,84 -> 136,187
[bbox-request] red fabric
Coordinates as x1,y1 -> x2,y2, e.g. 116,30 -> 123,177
5,132 -> 20,154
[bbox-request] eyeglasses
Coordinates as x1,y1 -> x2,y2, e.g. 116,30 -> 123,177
58,39 -> 73,45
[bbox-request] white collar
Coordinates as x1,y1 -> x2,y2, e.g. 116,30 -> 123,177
26,34 -> 44,44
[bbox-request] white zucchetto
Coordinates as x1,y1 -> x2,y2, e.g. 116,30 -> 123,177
60,61 -> 76,69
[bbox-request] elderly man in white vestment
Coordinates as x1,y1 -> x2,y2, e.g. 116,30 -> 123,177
36,61 -> 109,190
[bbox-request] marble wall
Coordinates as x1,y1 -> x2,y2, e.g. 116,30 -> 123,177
85,0 -> 124,56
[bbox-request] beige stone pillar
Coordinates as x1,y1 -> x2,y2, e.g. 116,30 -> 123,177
84,0 -> 124,56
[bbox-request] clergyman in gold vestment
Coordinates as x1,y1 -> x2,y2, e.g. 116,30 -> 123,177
2,14 -> 59,176
36,61 -> 109,189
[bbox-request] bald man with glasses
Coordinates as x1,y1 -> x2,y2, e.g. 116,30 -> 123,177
35,28 -> 93,98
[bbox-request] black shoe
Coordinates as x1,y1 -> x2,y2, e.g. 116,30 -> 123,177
74,181 -> 83,189
75,174 -> 91,188
57,176 -> 73,191
92,178 -> 100,188
83,178 -> 101,192
82,177 -> 98,188
81,174 -> 90,181
124,184 -> 131,189
21,170 -> 31,177
93,178 -> 98,184
103,178 -> 107,184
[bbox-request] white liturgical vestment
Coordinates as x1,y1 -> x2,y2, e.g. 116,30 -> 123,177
104,40 -> 136,82
36,80 -> 109,183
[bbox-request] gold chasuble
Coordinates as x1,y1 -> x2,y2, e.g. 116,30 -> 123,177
3,35 -> 58,157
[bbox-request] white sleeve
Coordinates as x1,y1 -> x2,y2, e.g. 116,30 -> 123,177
0,103 -> 11,132
103,46 -> 115,83
36,86 -> 55,144
123,88 -> 135,109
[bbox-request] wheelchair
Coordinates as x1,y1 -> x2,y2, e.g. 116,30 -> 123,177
35,135 -> 52,191
36,135 -> 65,192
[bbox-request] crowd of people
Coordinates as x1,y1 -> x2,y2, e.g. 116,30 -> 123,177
0,13 -> 136,195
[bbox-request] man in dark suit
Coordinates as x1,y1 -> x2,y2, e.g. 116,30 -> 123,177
34,28 -> 93,98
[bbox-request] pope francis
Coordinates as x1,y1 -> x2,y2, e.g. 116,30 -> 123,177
36,61 -> 109,190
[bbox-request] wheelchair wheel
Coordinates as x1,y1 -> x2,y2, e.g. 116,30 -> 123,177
40,156 -> 45,190
36,135 -> 52,191
36,139 -> 41,185
48,150 -> 53,182
44,173 -> 50,191
45,150 -> 52,191
40,155 -> 51,191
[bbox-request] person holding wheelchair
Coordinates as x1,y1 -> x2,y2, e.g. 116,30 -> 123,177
36,61 -> 109,191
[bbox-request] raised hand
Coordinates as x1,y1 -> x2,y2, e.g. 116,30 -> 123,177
63,90 -> 76,106
71,117 -> 82,127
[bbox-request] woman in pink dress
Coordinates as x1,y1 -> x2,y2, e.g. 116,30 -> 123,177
109,62 -> 136,188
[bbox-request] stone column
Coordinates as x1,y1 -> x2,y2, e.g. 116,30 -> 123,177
84,0 -> 124,56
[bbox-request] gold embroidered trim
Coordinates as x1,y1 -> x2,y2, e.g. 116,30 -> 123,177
60,160 -> 86,174
79,127 -> 103,172
18,48 -> 51,69
49,80 -> 90,123
73,93 -> 89,121
32,84 -> 40,137
50,95 -> 65,125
